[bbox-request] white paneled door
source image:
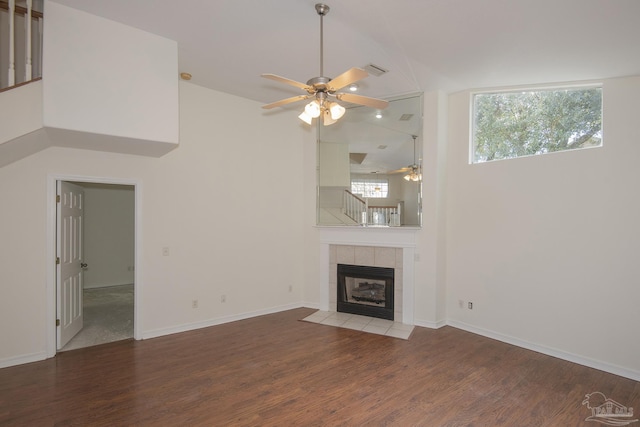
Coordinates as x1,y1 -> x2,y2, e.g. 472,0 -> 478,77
56,181 -> 85,349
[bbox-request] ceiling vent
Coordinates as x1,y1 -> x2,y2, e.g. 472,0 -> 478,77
363,63 -> 388,77
399,113 -> 414,121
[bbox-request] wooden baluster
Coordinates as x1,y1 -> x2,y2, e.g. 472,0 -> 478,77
24,0 -> 32,81
346,191 -> 351,218
364,198 -> 368,225
7,0 -> 16,86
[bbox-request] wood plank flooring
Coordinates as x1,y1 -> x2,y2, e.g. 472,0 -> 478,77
1,308 -> 638,426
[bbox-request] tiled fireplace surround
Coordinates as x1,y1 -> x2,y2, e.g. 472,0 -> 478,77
319,229 -> 416,325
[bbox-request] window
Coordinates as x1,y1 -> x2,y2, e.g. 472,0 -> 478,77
472,86 -> 602,163
351,178 -> 388,198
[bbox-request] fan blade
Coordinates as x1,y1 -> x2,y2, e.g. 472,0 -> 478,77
262,95 -> 310,109
261,74 -> 312,91
327,67 -> 368,92
388,167 -> 411,174
336,93 -> 389,109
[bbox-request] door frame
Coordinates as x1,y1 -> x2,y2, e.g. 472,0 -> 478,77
46,173 -> 142,357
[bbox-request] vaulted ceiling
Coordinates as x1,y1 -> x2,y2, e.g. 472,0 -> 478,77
50,0 -> 640,105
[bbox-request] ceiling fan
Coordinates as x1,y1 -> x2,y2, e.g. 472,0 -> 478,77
261,3 -> 389,126
389,135 -> 422,181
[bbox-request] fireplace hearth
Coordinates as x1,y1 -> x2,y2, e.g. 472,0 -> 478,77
337,264 -> 394,320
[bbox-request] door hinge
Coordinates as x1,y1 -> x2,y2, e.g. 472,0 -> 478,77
56,257 -> 60,265
56,194 -> 60,203
56,319 -> 60,327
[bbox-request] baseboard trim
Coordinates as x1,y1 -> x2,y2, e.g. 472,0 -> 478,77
84,283 -> 134,290
0,351 -> 47,369
414,318 -> 447,329
301,301 -> 321,310
141,302 -> 306,340
447,320 -> 640,382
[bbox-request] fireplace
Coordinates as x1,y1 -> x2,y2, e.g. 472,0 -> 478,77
337,264 -> 394,320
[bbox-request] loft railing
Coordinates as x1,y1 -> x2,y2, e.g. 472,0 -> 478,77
343,190 -> 403,226
367,203 -> 402,227
0,0 -> 43,91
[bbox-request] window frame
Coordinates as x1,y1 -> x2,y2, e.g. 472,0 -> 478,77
350,177 -> 389,199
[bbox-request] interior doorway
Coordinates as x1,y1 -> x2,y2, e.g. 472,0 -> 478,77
56,180 -> 136,351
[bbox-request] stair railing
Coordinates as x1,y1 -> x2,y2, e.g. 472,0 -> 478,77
343,191 -> 405,226
343,190 -> 368,225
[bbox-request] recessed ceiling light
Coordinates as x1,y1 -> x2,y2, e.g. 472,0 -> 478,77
377,145 -> 387,149
375,112 -> 382,119
349,84 -> 358,92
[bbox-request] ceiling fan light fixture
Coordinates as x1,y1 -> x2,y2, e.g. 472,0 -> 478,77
305,100 -> 321,118
404,135 -> 422,181
329,101 -> 345,120
261,3 -> 389,125
404,171 -> 421,182
322,109 -> 337,126
298,111 -> 313,125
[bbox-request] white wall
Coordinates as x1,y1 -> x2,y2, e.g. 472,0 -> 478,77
42,1 -> 179,145
82,184 -> 134,289
1,1 -> 180,168
0,80 -> 43,148
414,91 -> 448,326
318,142 -> 350,186
0,81 -> 307,366
445,76 -> 640,379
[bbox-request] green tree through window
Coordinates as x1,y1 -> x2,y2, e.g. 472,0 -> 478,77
472,86 -> 602,163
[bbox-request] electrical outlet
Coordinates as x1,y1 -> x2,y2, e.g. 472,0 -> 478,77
192,299 -> 198,309
221,294 -> 226,303
468,302 -> 473,309
162,247 -> 170,256
458,299 -> 464,309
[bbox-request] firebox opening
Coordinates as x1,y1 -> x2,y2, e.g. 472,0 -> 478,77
337,264 -> 394,320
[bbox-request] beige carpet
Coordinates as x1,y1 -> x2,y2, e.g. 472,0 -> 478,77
61,284 -> 134,351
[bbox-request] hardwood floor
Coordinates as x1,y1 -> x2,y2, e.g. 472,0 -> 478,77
1,308 -> 638,426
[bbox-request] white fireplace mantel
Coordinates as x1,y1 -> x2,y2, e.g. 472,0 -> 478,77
318,227 -> 418,325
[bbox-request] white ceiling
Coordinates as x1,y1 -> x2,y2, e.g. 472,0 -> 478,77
47,0 -> 640,173
49,0 -> 640,103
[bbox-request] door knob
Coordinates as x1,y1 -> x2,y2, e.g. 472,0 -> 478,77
81,263 -> 88,268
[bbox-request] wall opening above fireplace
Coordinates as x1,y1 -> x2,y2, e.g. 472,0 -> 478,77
337,264 -> 394,320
